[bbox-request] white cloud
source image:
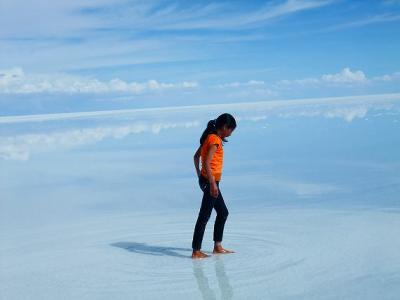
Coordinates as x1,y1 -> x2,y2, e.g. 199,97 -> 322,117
1,92 -> 399,160
0,0 -> 333,41
277,106 -> 369,122
0,0 -> 103,38
236,115 -> 268,122
94,0 -> 333,31
230,173 -> 343,197
0,1 -> 333,72
274,177 -> 342,197
324,13 -> 400,31
372,72 -> 400,82
323,106 -> 368,122
276,78 -> 320,87
245,0 -> 332,26
372,75 -> 392,82
275,67 -> 400,88
0,67 -> 197,94
217,80 -> 265,88
0,120 -> 200,161
247,80 -> 265,85
321,68 -> 367,83
212,68 -> 399,99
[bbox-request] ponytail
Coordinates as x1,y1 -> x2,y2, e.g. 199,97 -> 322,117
199,119 -> 217,145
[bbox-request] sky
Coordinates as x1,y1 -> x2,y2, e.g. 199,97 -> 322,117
1,0 -> 400,115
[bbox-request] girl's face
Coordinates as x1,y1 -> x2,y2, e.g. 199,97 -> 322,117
221,125 -> 234,138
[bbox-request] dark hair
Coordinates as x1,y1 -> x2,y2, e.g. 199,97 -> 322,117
200,113 -> 237,145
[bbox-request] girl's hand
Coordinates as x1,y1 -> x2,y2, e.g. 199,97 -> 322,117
210,182 -> 219,198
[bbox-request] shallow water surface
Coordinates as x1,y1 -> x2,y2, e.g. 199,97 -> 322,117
1,94 -> 400,299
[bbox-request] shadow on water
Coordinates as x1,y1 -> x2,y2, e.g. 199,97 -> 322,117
192,256 -> 234,300
110,241 -> 192,258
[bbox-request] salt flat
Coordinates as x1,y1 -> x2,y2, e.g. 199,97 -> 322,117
1,208 -> 399,299
1,94 -> 400,299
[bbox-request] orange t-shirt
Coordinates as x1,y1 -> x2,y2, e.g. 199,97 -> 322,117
200,133 -> 224,181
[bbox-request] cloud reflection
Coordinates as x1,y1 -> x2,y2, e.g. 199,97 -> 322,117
1,93 -> 399,161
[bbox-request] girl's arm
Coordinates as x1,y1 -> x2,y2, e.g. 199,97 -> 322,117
193,145 -> 201,177
205,144 -> 219,197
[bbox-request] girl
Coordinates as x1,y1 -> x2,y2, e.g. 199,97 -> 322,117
191,113 -> 237,259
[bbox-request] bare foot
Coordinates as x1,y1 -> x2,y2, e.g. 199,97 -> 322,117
213,245 -> 235,254
192,250 -> 211,259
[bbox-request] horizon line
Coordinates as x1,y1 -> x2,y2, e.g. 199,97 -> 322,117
1,92 -> 399,124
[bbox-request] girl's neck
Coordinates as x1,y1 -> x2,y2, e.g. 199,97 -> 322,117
215,130 -> 223,139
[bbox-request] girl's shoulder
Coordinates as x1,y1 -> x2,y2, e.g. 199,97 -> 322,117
207,133 -> 223,147
208,133 -> 221,140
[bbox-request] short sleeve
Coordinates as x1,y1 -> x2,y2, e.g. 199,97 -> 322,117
207,134 -> 221,148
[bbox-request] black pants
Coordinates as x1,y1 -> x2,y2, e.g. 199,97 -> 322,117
192,175 -> 229,251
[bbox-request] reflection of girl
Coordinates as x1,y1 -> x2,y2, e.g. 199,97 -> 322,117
191,113 -> 237,259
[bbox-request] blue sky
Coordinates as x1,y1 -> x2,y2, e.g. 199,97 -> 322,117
1,0 -> 400,114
